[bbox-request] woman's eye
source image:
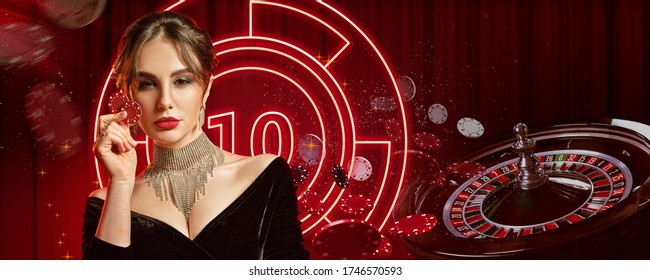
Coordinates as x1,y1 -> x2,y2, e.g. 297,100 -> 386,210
138,80 -> 156,89
174,78 -> 192,86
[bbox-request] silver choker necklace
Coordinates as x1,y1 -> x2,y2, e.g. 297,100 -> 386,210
142,133 -> 224,222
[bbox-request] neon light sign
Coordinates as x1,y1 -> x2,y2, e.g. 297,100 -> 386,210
93,0 -> 409,253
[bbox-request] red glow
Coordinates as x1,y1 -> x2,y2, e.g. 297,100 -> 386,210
93,0 -> 409,257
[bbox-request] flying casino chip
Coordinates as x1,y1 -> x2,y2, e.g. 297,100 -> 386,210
397,75 -> 416,101
0,13 -> 55,69
38,0 -> 107,29
372,235 -> 393,257
430,172 -> 448,189
290,165 -> 309,185
414,132 -> 442,151
339,194 -> 373,215
299,190 -> 323,216
24,82 -> 82,159
349,156 -> 372,181
457,117 -> 485,138
312,219 -> 381,259
298,134 -> 323,165
387,213 -> 438,238
445,161 -> 487,181
331,164 -> 349,188
427,104 -> 448,124
370,96 -> 396,112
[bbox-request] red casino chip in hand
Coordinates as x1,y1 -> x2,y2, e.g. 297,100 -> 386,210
107,91 -> 141,125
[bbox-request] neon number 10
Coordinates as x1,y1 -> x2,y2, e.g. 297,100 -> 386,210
207,111 -> 295,161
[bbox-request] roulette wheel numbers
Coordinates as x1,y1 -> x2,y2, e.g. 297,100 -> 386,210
398,120 -> 650,259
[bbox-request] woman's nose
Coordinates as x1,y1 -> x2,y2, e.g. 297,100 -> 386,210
157,85 -> 174,110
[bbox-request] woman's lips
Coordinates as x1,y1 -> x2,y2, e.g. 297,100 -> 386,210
154,117 -> 180,129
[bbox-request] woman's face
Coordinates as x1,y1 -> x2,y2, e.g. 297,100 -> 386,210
133,36 -> 206,149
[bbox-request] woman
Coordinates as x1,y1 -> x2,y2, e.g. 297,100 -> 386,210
83,11 -> 309,259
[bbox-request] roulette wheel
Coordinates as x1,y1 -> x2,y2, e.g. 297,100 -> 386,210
400,119 -> 650,259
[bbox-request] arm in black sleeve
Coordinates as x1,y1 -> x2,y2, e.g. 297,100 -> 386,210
82,197 -> 133,259
263,160 -> 310,260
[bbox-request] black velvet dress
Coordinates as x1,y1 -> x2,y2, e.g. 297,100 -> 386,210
82,157 -> 309,259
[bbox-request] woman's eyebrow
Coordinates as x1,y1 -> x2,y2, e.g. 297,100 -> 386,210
136,68 -> 192,78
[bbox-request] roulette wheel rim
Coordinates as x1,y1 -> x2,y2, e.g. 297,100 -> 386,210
400,119 -> 650,259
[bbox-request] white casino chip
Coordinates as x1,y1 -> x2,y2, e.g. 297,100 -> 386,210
457,117 -> 485,139
428,104 -> 448,124
298,134 -> 323,165
397,75 -> 416,101
370,96 -> 396,112
349,156 -> 373,181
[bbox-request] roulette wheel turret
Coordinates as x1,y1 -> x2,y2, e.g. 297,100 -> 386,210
399,119 -> 650,259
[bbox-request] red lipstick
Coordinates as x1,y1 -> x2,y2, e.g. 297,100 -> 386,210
154,116 -> 180,129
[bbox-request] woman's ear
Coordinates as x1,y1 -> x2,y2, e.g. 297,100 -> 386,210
202,75 -> 215,105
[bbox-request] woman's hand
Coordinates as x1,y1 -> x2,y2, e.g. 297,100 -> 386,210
93,111 -> 138,182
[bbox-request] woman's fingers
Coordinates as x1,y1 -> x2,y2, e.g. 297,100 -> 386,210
100,111 -> 127,132
97,111 -> 137,149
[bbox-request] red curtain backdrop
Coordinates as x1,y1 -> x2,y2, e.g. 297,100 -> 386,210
0,0 -> 648,259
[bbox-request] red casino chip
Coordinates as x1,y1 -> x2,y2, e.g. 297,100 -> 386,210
332,164 -> 349,188
430,172 -> 448,189
446,161 -> 487,180
24,82 -> 82,159
290,165 -> 309,185
387,213 -> 438,237
0,11 -> 55,69
312,219 -> 381,259
372,234 -> 393,257
311,206 -> 327,218
339,194 -> 373,215
107,91 -> 141,125
108,91 -> 128,114
121,101 -> 142,125
385,118 -> 403,142
414,131 -> 442,151
299,190 -> 323,215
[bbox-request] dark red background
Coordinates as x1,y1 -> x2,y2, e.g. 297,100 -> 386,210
0,0 -> 648,259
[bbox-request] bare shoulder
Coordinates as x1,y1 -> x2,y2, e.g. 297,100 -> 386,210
223,152 -> 280,168
221,153 -> 282,181
250,153 -> 282,168
88,187 -> 107,200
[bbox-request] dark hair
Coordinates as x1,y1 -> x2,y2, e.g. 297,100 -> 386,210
113,11 -> 216,97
